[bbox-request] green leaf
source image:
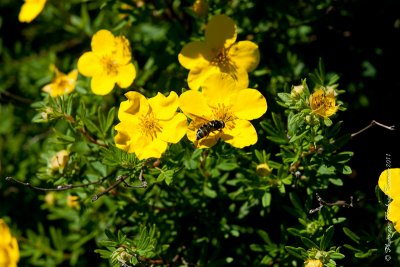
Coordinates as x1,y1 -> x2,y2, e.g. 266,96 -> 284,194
301,237 -> 318,248
320,226 -> 334,250
329,252 -> 345,260
342,165 -> 352,174
204,186 -> 217,198
324,118 -> 333,127
94,249 -> 112,259
329,178 -> 343,186
262,192 -> 271,207
285,246 -> 307,260
342,227 -> 360,244
217,162 -> 237,171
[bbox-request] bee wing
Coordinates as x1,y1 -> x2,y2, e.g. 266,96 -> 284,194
186,113 -> 211,125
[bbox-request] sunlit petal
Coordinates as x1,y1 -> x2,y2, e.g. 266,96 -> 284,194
230,89 -> 267,120
158,113 -> 188,143
202,73 -> 240,107
134,137 -> 168,160
77,52 -> 102,77
91,29 -> 116,55
179,90 -> 213,119
379,168 -> 400,199
118,91 -> 150,121
18,0 -> 46,23
91,74 -> 115,95
178,41 -> 212,69
115,63 -> 136,88
221,119 -> 257,148
229,41 -> 260,72
148,92 -> 179,121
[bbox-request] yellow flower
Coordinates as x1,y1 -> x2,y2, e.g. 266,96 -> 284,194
179,73 -> 267,148
42,66 -> 78,97
77,29 -> 136,95
0,219 -> 20,267
18,0 -> 47,23
304,259 -> 323,267
49,150 -> 69,172
178,14 -> 260,90
256,163 -> 272,177
44,192 -> 56,206
191,0 -> 209,17
309,88 -> 338,118
67,195 -> 80,209
379,168 -> 400,232
115,91 -> 188,160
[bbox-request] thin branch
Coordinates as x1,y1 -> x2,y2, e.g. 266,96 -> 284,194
309,193 -> 353,214
351,120 -> 395,138
5,176 -> 109,192
91,175 -> 129,202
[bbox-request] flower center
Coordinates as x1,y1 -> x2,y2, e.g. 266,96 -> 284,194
210,47 -> 237,74
100,56 -> 119,76
212,103 -> 236,127
138,112 -> 162,139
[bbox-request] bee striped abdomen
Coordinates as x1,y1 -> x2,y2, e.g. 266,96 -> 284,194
196,120 -> 225,140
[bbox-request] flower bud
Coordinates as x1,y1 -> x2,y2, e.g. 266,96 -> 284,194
256,163 -> 272,177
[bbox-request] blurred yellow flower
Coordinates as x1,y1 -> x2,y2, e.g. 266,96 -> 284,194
304,259 -> 323,267
44,192 -> 56,206
77,29 -> 136,95
309,88 -> 338,118
115,91 -> 187,160
256,163 -> 272,177
42,66 -> 78,97
0,219 -> 19,267
18,0 -> 47,23
178,14 -> 259,90
179,74 -> 267,148
191,0 -> 208,17
67,195 -> 80,209
49,150 -> 69,172
379,168 -> 400,232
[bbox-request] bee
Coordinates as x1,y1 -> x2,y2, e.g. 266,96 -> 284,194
196,120 -> 225,140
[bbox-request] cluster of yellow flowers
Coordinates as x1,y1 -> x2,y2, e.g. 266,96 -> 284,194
32,12 -> 267,160
114,14 -> 267,159
0,219 -> 19,267
378,168 -> 400,232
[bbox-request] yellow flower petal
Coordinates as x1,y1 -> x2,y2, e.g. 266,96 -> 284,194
187,64 -> 221,91
229,89 -> 267,120
178,41 -> 212,70
221,119 -> 257,148
91,29 -> 116,55
118,91 -> 150,121
229,41 -> 260,72
115,121 -> 141,153
134,137 -> 168,160
201,73 -> 239,107
388,198 -> 400,233
378,168 -> 400,199
158,113 -> 188,143
116,63 -> 136,88
77,52 -> 102,77
179,90 -> 213,119
148,91 -> 179,121
18,0 -> 47,23
91,74 -> 116,95
67,69 -> 79,82
205,14 -> 237,50
0,219 -> 12,245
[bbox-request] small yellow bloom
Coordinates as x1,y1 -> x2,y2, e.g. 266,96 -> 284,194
78,29 -> 136,95
42,66 -> 78,97
256,163 -> 272,177
0,219 -> 20,267
44,192 -> 56,206
115,91 -> 188,160
49,150 -> 69,172
178,14 -> 260,90
179,73 -> 267,148
67,195 -> 80,209
18,0 -> 47,23
304,259 -> 323,267
191,0 -> 209,17
309,88 -> 338,118
379,168 -> 400,232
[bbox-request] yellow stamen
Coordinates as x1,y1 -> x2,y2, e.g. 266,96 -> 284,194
101,56 -> 119,76
139,112 -> 162,139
